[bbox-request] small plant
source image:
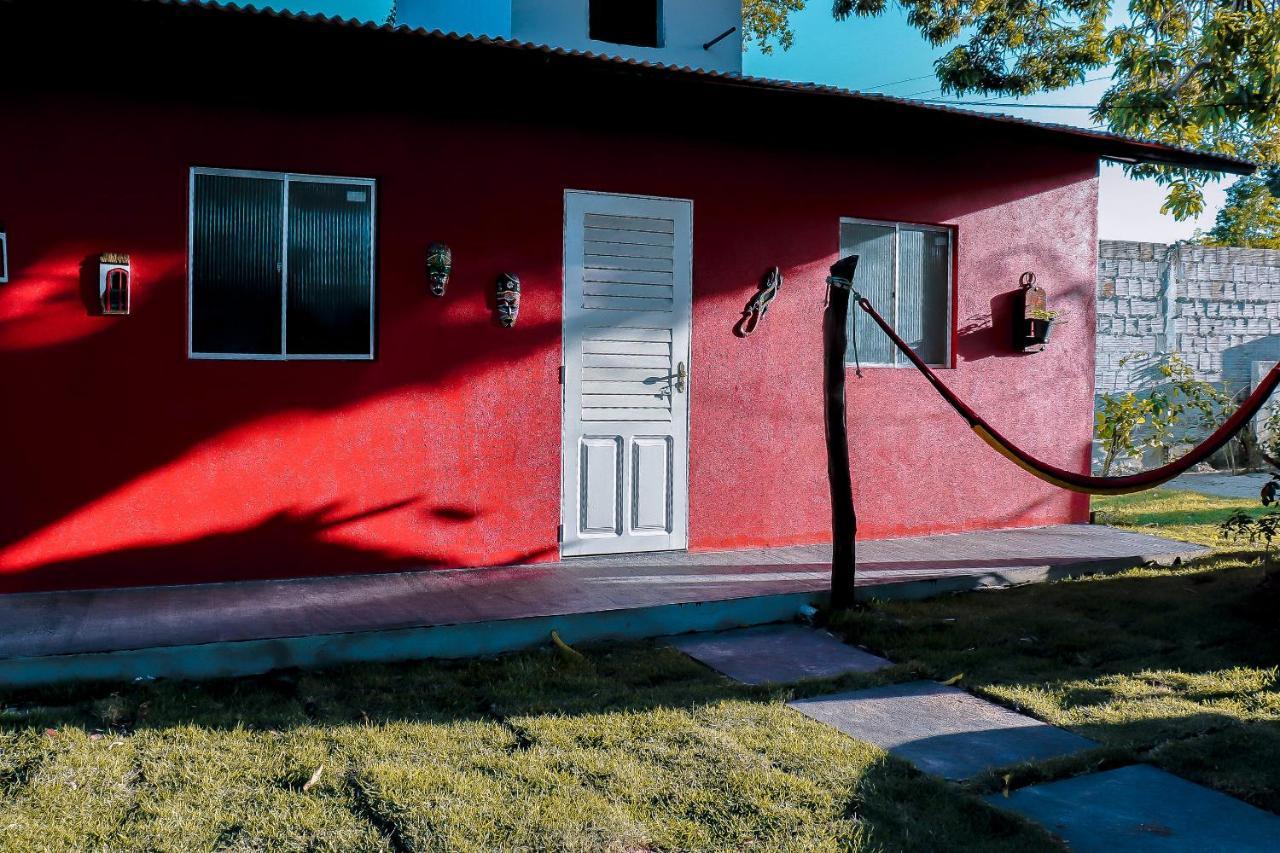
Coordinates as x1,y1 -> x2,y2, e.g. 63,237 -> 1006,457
1027,307 -> 1060,323
1094,352 -> 1236,475
1219,472 -> 1280,596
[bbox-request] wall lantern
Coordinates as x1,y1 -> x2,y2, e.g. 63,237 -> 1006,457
426,242 -> 452,296
495,273 -> 520,328
0,221 -> 9,284
1014,271 -> 1054,352
99,252 -> 131,315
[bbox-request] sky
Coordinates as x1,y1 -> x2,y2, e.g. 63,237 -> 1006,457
241,0 -> 1233,243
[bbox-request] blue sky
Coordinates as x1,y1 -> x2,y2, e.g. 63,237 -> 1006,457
238,0 -> 1231,242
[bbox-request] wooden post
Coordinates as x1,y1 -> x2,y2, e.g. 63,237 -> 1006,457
825,256 -> 859,610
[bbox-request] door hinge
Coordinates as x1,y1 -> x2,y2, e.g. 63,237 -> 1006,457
557,524 -> 564,542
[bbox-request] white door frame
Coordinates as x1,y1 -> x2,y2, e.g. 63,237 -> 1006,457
560,189 -> 693,557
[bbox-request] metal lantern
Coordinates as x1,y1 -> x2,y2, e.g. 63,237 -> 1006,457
495,273 -> 520,328
1015,271 -> 1051,352
426,242 -> 452,296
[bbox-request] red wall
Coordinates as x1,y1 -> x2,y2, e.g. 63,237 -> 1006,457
0,90 -> 1096,593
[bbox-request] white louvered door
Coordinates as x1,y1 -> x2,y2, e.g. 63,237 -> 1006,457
561,191 -> 692,557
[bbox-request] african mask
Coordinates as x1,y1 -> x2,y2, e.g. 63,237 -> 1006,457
495,273 -> 521,328
426,242 -> 452,296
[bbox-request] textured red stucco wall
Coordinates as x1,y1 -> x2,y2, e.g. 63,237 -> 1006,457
0,91 -> 1096,593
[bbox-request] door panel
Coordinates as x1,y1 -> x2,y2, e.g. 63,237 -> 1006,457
562,191 -> 691,556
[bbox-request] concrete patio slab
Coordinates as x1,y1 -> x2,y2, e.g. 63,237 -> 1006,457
0,524 -> 1206,686
789,681 -> 1096,780
988,764 -> 1280,851
669,624 -> 891,684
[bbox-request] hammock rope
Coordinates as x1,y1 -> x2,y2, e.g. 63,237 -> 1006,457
842,280 -> 1280,496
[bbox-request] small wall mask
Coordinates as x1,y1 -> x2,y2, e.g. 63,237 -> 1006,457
495,273 -> 520,328
426,242 -> 452,296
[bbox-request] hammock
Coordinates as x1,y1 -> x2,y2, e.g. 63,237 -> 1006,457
848,288 -> 1280,496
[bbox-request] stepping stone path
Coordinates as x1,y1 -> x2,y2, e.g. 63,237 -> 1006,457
669,623 -> 891,684
789,680 -> 1095,780
670,623 -> 1280,849
988,764 -> 1280,852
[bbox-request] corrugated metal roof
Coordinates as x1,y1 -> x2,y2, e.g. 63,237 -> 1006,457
10,0 -> 1259,174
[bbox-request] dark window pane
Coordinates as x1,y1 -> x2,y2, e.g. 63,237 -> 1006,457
191,174 -> 284,355
285,181 -> 373,357
839,222 -> 895,366
899,228 -> 950,365
589,0 -> 660,47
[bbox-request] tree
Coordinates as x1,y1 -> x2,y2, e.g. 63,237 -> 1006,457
743,1 -> 1280,220
1202,167 -> 1280,248
744,0 -> 807,53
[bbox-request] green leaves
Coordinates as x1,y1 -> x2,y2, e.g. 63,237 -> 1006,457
1095,353 -> 1235,477
742,0 -> 808,54
1202,167 -> 1280,248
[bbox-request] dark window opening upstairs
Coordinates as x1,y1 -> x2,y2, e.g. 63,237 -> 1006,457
589,0 -> 661,48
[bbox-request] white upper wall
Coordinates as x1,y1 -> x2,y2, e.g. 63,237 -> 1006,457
397,0 -> 743,74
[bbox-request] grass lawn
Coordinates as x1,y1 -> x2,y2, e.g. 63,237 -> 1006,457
1,646 -> 1047,851
1,487 -> 1276,850
832,487 -> 1280,813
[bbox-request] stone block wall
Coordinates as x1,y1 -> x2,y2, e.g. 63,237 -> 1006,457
1097,240 -> 1280,397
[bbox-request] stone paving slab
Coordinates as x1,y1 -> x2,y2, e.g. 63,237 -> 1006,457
987,764 -> 1280,851
669,624 -> 891,684
789,680 -> 1096,780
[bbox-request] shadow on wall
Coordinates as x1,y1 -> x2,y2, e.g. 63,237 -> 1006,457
0,498 -> 558,594
0,88 -> 1099,593
1222,334 -> 1280,395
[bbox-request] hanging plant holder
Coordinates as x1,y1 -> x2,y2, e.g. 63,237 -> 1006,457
1014,271 -> 1053,352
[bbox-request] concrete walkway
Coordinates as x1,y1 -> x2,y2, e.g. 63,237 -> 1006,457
0,525 -> 1202,663
672,625 -> 1280,850
1165,471 -> 1271,500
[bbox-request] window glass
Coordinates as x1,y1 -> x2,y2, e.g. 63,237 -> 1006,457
589,0 -> 661,47
898,227 -> 950,366
839,219 -> 950,366
840,222 -> 895,367
286,181 -> 373,356
191,173 -> 284,356
189,169 -> 374,359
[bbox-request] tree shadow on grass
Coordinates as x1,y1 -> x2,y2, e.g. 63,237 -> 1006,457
0,641 -> 1057,852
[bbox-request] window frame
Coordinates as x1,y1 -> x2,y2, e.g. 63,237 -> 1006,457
187,166 -> 377,362
587,0 -> 664,49
839,216 -> 954,369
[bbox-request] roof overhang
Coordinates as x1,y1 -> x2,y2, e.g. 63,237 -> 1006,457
0,0 -> 1256,176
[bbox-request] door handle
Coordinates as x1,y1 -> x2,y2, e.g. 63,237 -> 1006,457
675,361 -> 687,393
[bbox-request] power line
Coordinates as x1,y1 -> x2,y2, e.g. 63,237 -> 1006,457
918,101 -> 1096,109
860,72 -> 938,92
914,99 -> 1263,109
890,73 -> 1111,103
904,74 -> 1115,107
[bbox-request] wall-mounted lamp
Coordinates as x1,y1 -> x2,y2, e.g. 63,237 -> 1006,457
426,242 -> 452,297
99,252 -> 130,315
495,273 -> 520,328
0,222 -> 9,284
1015,271 -> 1054,352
